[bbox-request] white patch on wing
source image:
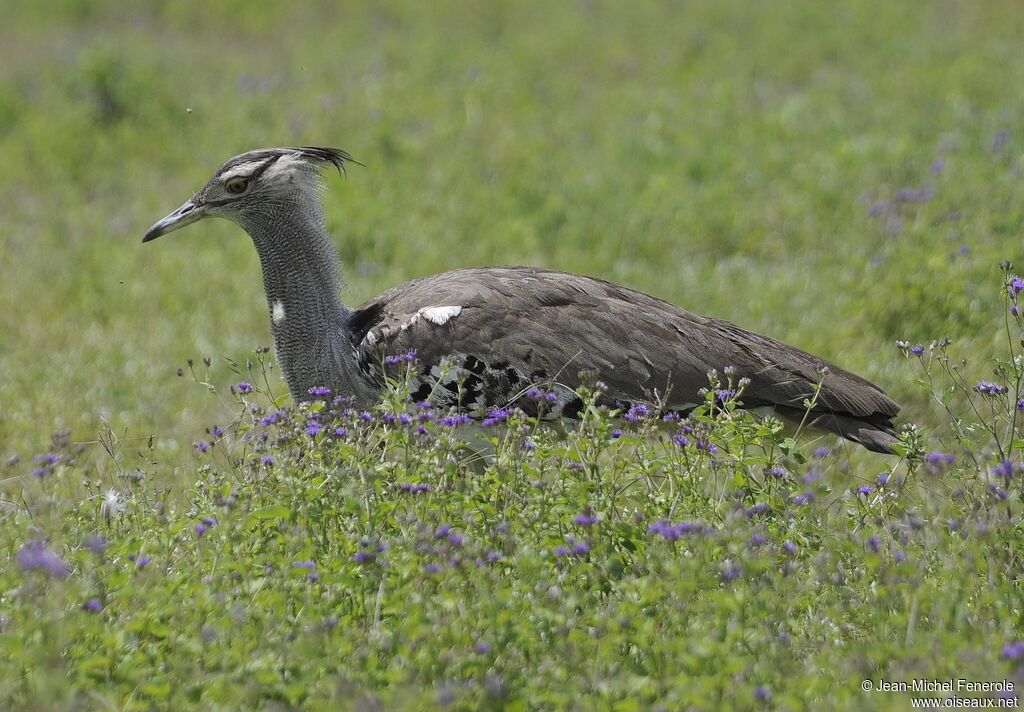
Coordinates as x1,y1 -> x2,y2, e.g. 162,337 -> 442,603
271,300 -> 286,324
421,306 -> 462,325
400,305 -> 463,331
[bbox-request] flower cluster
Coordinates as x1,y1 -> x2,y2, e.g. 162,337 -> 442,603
973,382 -> 1008,396
648,520 -> 712,542
384,350 -> 417,366
17,539 -> 71,578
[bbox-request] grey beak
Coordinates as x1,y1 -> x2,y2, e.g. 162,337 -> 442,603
143,199 -> 207,242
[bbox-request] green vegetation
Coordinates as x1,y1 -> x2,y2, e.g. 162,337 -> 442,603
1,1 -> 1022,709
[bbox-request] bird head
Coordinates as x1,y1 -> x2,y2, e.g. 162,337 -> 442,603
143,146 -> 356,242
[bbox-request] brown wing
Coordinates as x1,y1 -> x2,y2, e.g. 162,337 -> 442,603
349,266 -> 899,451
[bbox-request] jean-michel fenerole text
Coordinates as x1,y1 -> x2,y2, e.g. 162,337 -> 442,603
871,679 -> 1014,694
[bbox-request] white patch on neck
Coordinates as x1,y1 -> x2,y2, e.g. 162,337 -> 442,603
271,300 -> 286,324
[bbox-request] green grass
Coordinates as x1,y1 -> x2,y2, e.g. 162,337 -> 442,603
1,1 -> 1023,709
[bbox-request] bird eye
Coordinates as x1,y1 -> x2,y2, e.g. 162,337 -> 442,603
225,177 -> 249,194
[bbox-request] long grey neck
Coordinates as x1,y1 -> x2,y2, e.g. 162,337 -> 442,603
236,193 -> 376,404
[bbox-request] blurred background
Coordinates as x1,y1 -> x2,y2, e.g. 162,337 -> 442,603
1,0 -> 1021,466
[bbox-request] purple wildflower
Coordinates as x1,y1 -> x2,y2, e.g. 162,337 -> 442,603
193,441 -> 210,454
924,451 -> 955,474
384,350 -> 417,365
754,686 -> 772,703
573,512 -> 599,527
894,185 -> 934,203
893,551 -> 907,563
210,426 -> 225,438
259,411 -> 284,426
82,599 -> 103,613
134,554 -> 152,570
260,455 -> 275,466
305,422 -> 323,437
857,485 -> 874,496
555,535 -> 591,557
236,382 -> 253,394
672,433 -> 690,447
475,640 -> 492,654
624,404 -> 649,422
783,540 -> 797,555
1002,641 -> 1024,661
353,551 -> 376,564
973,381 -> 1007,396
424,563 -> 442,574
715,389 -> 737,402
195,523 -> 209,537
803,470 -> 822,485
929,157 -> 945,175
867,536 -> 881,553
292,560 -> 316,570
398,482 -> 431,494
721,561 -> 742,582
482,409 -> 510,427
611,429 -> 623,439
307,386 -> 332,397
766,465 -> 786,480
745,502 -> 769,518
442,414 -> 472,427
17,540 -> 71,578
85,535 -> 107,555
648,520 -> 707,541
812,447 -> 830,459
748,534 -> 767,547
526,387 -> 544,400
695,439 -> 718,454
1010,278 -> 1024,297
990,484 -> 1009,500
994,460 -> 1017,482
791,491 -> 814,506
877,472 -> 891,487
910,345 -> 924,356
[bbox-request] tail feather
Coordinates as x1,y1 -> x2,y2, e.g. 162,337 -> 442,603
805,411 -> 899,454
768,404 -> 900,454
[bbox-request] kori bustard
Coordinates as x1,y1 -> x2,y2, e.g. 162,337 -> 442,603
144,147 -> 900,453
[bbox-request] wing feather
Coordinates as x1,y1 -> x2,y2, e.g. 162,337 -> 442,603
349,267 -> 899,427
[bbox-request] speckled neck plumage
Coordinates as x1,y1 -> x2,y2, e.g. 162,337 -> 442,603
235,192 -> 376,404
